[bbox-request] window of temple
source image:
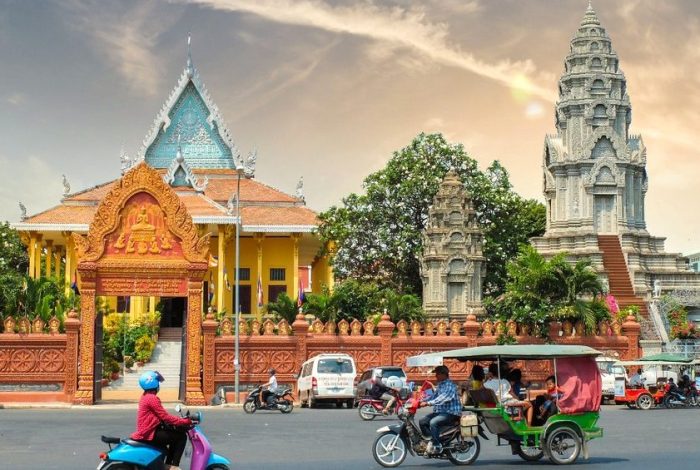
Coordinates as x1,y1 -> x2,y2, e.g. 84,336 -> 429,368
591,79 -> 605,94
270,268 -> 286,281
116,296 -> 129,312
450,232 -> 464,243
591,57 -> 603,70
593,104 -> 608,126
449,211 -> 462,222
268,285 -> 286,303
590,41 -> 599,51
238,267 -> 250,281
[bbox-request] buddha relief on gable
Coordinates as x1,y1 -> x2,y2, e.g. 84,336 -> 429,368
106,192 -> 182,258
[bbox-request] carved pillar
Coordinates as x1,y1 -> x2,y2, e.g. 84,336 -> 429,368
255,233 -> 264,317
64,309 -> 81,400
292,233 -> 300,303
74,272 -> 96,404
45,240 -> 53,278
377,312 -> 395,366
54,247 -> 62,279
34,234 -> 43,279
64,234 -> 74,297
149,296 -> 156,314
621,315 -> 641,360
202,309 -> 219,401
28,233 -> 36,279
292,310 -> 308,373
186,278 -> 206,405
216,225 -> 226,314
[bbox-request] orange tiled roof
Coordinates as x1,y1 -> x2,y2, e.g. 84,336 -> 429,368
23,204 -> 97,225
241,206 -> 319,226
204,178 -> 298,204
177,193 -> 226,216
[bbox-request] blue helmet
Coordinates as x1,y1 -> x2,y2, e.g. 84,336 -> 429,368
139,371 -> 164,391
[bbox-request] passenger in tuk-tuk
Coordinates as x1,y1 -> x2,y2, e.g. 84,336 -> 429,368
629,368 -> 644,388
461,365 -> 486,407
483,363 -> 533,425
532,375 -> 562,426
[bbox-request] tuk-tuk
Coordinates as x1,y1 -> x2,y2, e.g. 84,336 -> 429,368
614,353 -> 695,409
404,344 -> 604,465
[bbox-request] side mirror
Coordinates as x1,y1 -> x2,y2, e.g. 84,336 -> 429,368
175,404 -> 182,413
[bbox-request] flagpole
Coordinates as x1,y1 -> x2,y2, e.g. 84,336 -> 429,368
234,167 -> 241,404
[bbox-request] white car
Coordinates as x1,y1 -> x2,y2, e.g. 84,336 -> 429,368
596,356 -> 627,401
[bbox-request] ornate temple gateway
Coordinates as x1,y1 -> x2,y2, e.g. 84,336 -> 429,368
420,171 -> 485,320
11,46 -> 332,404
531,4 -> 700,304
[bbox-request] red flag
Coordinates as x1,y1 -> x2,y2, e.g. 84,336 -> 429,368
257,275 -> 264,307
297,277 -> 305,307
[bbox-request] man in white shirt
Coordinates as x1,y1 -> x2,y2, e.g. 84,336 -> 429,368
483,363 -> 533,425
629,368 -> 644,388
261,368 -> 278,406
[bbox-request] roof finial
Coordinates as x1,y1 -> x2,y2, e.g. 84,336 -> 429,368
186,32 -> 194,77
581,0 -> 600,26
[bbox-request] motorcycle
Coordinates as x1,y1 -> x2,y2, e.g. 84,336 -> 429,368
243,384 -> 294,413
97,405 -> 231,470
371,382 -> 480,467
663,383 -> 699,408
359,389 -> 406,421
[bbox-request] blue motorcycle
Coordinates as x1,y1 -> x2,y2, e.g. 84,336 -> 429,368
97,405 -> 231,470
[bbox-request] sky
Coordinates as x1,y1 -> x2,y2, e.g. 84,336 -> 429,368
0,0 -> 698,254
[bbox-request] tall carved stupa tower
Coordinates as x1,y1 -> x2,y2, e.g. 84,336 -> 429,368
420,170 -> 485,320
531,4 -> 700,298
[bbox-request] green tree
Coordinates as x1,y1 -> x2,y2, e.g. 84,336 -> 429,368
265,292 -> 298,324
318,133 -> 545,297
0,223 -> 30,316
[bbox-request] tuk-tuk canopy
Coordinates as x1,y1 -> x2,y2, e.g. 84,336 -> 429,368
406,344 -> 602,367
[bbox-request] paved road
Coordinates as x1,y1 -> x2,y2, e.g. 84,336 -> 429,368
1,404 -> 698,469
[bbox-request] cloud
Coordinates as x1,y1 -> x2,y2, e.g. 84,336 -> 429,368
6,93 -> 26,106
60,1 -> 180,96
186,0 -> 555,101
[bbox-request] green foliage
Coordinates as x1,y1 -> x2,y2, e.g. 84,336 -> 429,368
318,133 -> 546,296
496,332 -> 517,345
489,245 -> 606,336
383,289 -> 425,323
134,335 -> 156,363
0,222 -> 29,274
265,292 -> 298,323
303,286 -> 336,322
328,279 -> 383,322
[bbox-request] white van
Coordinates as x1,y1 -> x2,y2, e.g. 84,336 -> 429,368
297,353 -> 357,408
596,357 -> 627,401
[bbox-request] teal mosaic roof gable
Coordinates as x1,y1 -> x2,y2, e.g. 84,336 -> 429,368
140,61 -> 242,171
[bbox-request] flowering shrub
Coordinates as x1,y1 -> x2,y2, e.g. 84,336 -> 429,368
668,306 -> 697,340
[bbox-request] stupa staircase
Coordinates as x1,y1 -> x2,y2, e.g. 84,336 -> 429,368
598,235 -> 660,342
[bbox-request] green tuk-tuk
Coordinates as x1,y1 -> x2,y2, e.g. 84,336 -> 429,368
406,344 -> 604,465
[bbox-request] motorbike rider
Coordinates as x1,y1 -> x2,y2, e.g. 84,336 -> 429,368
368,376 -> 399,415
131,371 -> 192,470
261,368 -> 278,407
419,365 -> 462,455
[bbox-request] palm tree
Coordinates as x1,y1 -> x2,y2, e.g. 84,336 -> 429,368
265,292 -> 298,324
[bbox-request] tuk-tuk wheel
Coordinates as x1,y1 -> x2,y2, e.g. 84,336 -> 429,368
545,426 -> 581,465
636,393 -> 653,410
514,442 -> 544,462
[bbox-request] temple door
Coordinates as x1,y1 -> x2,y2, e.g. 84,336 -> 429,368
595,196 -> 616,234
447,282 -> 464,318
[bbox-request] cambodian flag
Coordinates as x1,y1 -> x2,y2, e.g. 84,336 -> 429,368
257,275 -> 263,307
297,277 -> 305,307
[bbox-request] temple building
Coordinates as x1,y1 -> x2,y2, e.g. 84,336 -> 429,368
531,3 -> 700,310
420,170 -> 485,320
13,46 -> 332,324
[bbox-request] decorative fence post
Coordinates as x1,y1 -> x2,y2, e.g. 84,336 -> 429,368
463,314 -> 480,347
201,310 -> 219,401
621,315 -> 641,360
377,312 -> 395,366
292,309 -> 309,373
64,309 -> 80,400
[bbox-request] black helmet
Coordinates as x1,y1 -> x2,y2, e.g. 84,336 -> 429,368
269,368 -> 276,375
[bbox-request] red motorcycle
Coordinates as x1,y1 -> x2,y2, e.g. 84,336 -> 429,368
359,388 -> 406,421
